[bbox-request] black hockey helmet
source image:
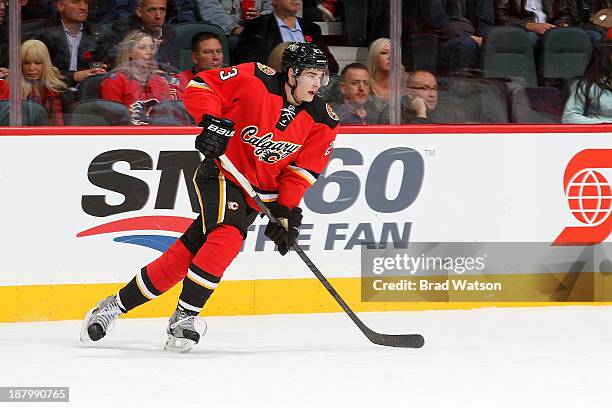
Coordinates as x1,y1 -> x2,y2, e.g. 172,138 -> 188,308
281,42 -> 329,78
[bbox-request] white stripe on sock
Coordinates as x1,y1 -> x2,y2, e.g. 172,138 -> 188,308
136,269 -> 158,300
187,268 -> 219,289
178,299 -> 202,313
115,293 -> 126,312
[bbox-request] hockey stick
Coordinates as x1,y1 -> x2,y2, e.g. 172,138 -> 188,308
219,155 -> 425,348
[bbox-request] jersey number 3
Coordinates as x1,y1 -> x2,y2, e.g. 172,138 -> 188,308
219,67 -> 238,81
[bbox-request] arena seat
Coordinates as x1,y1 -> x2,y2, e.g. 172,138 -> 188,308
149,100 -> 195,125
482,26 -> 538,87
436,75 -> 510,123
540,27 -> 592,82
406,34 -> 438,73
21,19 -> 47,41
0,100 -> 48,126
77,74 -> 109,101
69,99 -> 131,126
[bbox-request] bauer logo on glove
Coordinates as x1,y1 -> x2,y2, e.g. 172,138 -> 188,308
206,123 -> 235,137
195,114 -> 235,159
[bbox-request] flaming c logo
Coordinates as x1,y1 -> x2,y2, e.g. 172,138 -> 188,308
553,149 -> 612,246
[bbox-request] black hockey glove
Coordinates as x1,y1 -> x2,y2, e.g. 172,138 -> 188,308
195,114 -> 235,159
265,205 -> 303,256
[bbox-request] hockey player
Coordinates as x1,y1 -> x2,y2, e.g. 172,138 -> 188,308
80,42 -> 339,353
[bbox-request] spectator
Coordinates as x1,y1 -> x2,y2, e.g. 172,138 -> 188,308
173,31 -> 224,95
38,0 -> 109,91
166,0 -> 201,23
564,2 -> 612,43
102,30 -> 176,125
401,69 -> 465,123
198,0 -> 272,51
235,0 -> 339,74
367,37 -> 391,122
562,36 -> 612,123
333,62 -> 375,124
418,0 -> 495,72
494,0 -> 573,47
267,41 -> 290,71
0,39 -> 68,125
110,0 -> 181,71
115,0 -> 200,23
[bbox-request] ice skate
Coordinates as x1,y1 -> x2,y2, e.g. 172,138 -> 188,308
80,295 -> 123,342
164,308 -> 207,353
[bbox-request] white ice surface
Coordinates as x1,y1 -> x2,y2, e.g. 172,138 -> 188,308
1,307 -> 611,407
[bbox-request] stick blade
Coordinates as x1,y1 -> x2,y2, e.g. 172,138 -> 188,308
367,332 -> 425,348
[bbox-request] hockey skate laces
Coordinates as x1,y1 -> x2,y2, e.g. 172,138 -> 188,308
93,303 -> 122,332
170,314 -> 197,331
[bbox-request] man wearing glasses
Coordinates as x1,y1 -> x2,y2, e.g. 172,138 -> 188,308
403,70 -> 465,124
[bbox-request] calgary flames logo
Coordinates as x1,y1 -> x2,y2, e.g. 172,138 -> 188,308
240,125 -> 302,164
326,103 -> 339,121
257,63 -> 276,76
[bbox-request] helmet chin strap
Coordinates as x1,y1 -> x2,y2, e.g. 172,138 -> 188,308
287,69 -> 304,105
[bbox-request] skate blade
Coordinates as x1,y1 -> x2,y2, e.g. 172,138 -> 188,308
164,335 -> 197,353
79,307 -> 96,343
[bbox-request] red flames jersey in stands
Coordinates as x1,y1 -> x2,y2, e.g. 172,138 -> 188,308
172,68 -> 196,98
183,62 -> 339,210
101,72 -> 176,125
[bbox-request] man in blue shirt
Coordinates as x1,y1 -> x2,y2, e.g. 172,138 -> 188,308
235,0 -> 338,73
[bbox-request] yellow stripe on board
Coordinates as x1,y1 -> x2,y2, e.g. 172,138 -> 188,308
1,277 -> 611,323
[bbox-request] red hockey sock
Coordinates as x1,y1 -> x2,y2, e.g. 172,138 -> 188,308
178,224 -> 243,313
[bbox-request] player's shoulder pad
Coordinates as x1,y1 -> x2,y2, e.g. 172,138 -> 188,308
305,95 -> 340,129
251,62 -> 283,95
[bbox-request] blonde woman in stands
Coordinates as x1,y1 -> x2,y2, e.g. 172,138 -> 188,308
0,40 -> 67,125
366,37 -> 407,123
562,36 -> 612,124
267,41 -> 291,72
368,37 -> 390,101
101,30 -> 176,125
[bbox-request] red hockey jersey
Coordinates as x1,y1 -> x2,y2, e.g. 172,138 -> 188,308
183,62 -> 339,210
101,72 -> 176,125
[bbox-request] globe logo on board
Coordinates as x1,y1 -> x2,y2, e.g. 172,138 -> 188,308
553,149 -> 612,246
566,169 -> 612,226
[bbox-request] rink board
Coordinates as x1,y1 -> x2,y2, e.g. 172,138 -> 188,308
0,125 -> 611,321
